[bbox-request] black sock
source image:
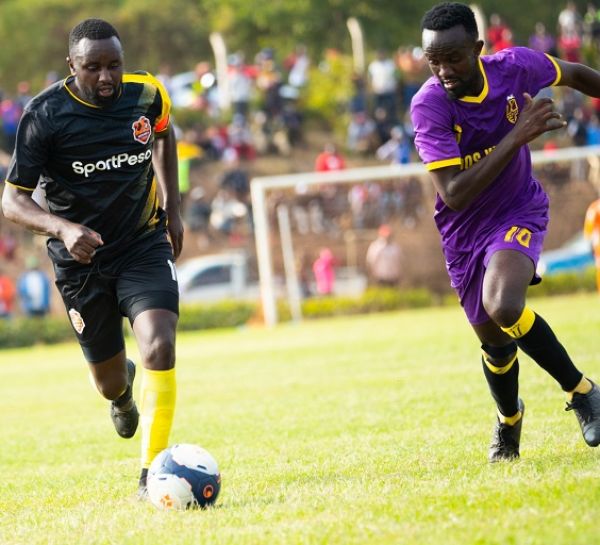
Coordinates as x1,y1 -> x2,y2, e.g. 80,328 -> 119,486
113,385 -> 133,408
481,343 -> 520,417
515,313 -> 582,392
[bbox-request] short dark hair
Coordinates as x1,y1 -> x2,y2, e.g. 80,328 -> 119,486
421,2 -> 479,40
69,18 -> 120,51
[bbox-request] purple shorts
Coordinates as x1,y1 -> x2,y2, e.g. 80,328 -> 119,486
443,219 -> 547,325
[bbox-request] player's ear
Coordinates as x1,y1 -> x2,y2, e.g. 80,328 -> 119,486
66,56 -> 76,75
474,39 -> 484,56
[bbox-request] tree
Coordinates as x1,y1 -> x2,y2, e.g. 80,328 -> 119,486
0,0 -> 588,95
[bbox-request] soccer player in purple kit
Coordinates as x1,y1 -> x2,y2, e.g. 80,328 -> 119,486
411,2 -> 600,461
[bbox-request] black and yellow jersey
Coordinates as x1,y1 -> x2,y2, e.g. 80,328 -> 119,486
5,71 -> 171,266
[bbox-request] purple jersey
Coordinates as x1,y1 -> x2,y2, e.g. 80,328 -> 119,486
411,47 -> 560,248
410,47 -> 561,323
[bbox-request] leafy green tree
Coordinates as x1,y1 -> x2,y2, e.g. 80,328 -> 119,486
0,0 -> 592,95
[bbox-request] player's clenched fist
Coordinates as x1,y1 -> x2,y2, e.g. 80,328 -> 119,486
60,222 -> 104,264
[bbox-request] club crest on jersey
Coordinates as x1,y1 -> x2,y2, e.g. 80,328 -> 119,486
132,115 -> 152,144
68,308 -> 85,334
453,124 -> 462,144
506,94 -> 519,124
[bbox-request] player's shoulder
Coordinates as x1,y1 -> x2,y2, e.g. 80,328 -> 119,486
483,46 -> 548,70
20,79 -> 71,131
123,71 -> 166,91
123,71 -> 170,101
124,70 -> 158,84
411,76 -> 445,102
24,79 -> 68,114
410,76 -> 447,113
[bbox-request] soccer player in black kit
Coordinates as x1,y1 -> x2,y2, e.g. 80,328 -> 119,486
2,19 -> 182,497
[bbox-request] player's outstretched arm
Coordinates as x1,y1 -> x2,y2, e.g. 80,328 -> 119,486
428,94 -> 565,211
2,185 -> 103,264
153,124 -> 183,259
555,58 -> 600,98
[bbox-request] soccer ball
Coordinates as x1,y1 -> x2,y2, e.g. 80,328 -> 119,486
147,443 -> 221,510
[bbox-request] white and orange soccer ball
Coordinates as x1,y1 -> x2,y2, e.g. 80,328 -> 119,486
147,444 -> 221,510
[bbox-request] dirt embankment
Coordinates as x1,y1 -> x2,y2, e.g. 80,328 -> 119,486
183,132 -> 598,294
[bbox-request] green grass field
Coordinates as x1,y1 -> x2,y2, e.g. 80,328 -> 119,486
2,294 -> 600,545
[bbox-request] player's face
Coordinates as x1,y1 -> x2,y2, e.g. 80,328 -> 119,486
67,37 -> 124,106
422,26 -> 484,100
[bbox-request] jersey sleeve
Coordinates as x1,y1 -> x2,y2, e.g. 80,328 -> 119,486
410,90 -> 462,171
511,47 -> 561,96
5,109 -> 49,191
149,73 -> 172,135
123,72 -> 172,135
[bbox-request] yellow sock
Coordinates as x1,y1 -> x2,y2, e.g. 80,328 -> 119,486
567,377 -> 593,400
498,410 -> 522,426
140,368 -> 176,469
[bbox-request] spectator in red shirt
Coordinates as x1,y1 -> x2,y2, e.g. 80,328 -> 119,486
314,143 -> 346,172
0,270 -> 16,318
494,28 -> 515,52
487,13 -> 511,52
558,28 -> 582,62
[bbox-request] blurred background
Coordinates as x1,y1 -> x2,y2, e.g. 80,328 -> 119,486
1,0 -> 599,326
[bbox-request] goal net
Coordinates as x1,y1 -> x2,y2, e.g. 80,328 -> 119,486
251,144 -> 600,326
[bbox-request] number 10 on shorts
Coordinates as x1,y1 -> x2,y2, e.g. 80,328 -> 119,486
504,226 -> 532,248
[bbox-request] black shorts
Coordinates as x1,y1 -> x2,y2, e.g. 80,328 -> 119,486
54,230 -> 179,363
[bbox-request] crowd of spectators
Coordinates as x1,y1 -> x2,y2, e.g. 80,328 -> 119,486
2,7 -> 600,167
0,255 -> 51,319
3,5 -> 600,296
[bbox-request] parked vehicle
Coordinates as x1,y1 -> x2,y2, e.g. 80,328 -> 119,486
177,253 -> 260,304
537,233 -> 594,276
176,252 -> 367,304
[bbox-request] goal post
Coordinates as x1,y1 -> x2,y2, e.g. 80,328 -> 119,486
251,144 -> 600,326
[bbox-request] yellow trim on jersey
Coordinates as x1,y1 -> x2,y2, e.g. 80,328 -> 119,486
425,158 -> 462,171
459,57 -> 488,103
63,79 -> 102,109
123,72 -> 171,133
4,179 -> 35,192
64,77 -> 125,109
137,178 -> 160,230
544,53 -> 562,86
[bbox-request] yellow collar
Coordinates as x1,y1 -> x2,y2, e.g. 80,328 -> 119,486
459,57 -> 488,104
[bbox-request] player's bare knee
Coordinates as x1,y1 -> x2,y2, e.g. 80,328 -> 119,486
141,335 -> 175,370
483,297 -> 523,329
95,376 -> 128,400
493,305 -> 524,329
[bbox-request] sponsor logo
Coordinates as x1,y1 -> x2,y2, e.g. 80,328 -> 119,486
72,149 -> 152,178
132,115 -> 152,144
68,308 -> 85,334
460,146 -> 496,170
506,94 -> 519,124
